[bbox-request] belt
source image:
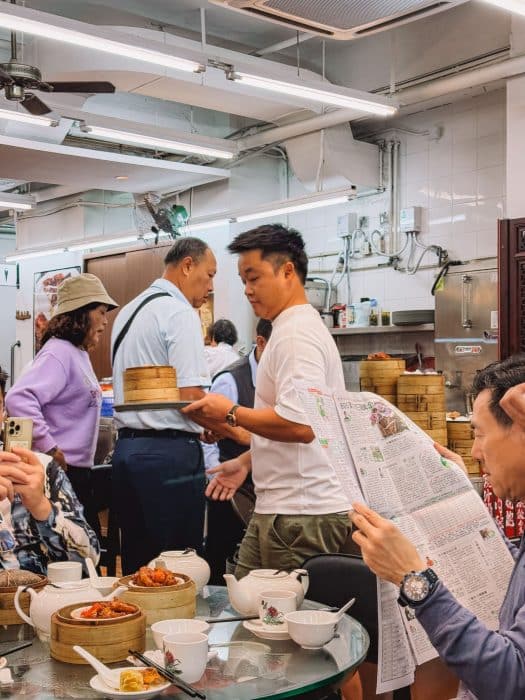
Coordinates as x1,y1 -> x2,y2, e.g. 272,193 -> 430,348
118,428 -> 198,440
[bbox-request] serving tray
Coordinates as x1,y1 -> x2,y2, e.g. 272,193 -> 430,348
113,401 -> 192,412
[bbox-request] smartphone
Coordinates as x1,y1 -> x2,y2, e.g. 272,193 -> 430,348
3,417 -> 33,451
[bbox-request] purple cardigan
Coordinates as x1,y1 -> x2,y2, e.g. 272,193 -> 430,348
415,536 -> 525,699
6,338 -> 101,466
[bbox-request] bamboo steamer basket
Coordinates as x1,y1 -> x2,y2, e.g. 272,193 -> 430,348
397,374 -> 445,395
124,366 -> 175,379
124,388 -> 180,402
0,574 -> 47,625
425,429 -> 448,444
118,573 -> 196,625
123,365 -> 179,404
50,602 -> 146,664
397,374 -> 446,442
405,411 -> 446,431
447,420 -> 481,475
397,396 -> 446,411
360,359 -> 406,404
396,374 -> 446,412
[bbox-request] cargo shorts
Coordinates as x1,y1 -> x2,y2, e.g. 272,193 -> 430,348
234,512 -> 351,578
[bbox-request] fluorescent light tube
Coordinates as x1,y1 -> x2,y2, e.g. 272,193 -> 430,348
6,247 -> 65,262
235,194 -> 351,223
481,0 -> 525,15
0,10 -> 204,73
185,218 -> 232,232
231,72 -> 397,116
82,126 -> 234,160
142,231 -> 172,241
0,194 -> 36,211
68,235 -> 138,252
0,108 -> 56,127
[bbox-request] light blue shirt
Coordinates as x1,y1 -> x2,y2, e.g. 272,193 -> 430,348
111,278 -> 210,431
203,347 -> 257,469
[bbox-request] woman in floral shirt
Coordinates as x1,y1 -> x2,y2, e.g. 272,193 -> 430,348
0,446 -> 99,575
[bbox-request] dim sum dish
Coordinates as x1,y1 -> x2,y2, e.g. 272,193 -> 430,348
130,567 -> 184,588
71,600 -> 139,622
89,666 -> 169,699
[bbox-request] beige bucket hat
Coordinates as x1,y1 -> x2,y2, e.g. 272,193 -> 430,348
53,273 -> 118,317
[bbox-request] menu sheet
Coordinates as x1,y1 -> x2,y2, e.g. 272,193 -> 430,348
295,382 -> 515,694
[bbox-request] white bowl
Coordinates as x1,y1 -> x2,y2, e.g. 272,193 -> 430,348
284,610 -> 337,649
151,618 -> 211,650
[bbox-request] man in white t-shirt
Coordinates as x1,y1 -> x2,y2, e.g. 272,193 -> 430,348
183,224 -> 351,576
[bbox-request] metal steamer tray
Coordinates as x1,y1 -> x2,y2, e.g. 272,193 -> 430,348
113,401 -> 192,412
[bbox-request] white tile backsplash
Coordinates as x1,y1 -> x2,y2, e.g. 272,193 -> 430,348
452,137 -> 478,173
296,90 -> 505,314
452,110 -> 477,143
477,165 -> 505,200
452,171 -> 477,204
477,133 -> 505,169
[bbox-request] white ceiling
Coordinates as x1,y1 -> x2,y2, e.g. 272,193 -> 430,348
0,0 -> 512,204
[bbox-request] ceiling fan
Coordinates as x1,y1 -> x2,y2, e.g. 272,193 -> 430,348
0,29 -> 115,116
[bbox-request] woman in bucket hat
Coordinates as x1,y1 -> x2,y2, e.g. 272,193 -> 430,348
6,274 -> 118,537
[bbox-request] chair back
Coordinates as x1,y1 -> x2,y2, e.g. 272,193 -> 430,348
301,552 -> 378,663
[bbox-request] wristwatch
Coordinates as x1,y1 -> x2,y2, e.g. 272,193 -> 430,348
225,404 -> 240,427
398,568 -> 439,607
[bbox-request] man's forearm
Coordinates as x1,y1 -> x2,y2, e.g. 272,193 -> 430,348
235,406 -> 314,443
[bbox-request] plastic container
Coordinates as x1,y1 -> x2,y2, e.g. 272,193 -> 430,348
99,378 -> 114,417
369,299 -> 379,326
353,299 -> 371,327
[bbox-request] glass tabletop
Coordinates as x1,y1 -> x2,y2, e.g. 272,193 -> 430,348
0,585 -> 369,699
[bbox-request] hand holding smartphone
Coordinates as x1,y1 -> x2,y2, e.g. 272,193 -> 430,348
3,418 -> 33,451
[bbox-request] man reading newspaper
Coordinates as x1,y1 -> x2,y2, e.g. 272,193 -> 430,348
352,355 -> 525,700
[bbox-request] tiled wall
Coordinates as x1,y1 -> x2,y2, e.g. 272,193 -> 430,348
287,89 -> 506,314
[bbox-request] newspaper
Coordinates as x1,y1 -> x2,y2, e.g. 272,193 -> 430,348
295,383 -> 515,694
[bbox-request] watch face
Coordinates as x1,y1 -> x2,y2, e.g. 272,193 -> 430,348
402,573 -> 430,602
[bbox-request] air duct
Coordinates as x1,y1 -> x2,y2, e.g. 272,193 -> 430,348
282,123 -> 380,192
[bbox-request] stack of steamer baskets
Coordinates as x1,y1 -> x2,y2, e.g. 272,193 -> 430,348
397,373 -> 447,445
359,357 -> 406,405
447,418 -> 481,475
123,365 -> 179,404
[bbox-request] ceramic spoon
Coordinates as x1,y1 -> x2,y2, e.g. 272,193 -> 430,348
332,597 -> 356,622
85,557 -> 100,586
73,645 -> 121,690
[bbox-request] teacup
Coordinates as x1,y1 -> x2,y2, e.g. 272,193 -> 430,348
152,618 -> 210,650
163,632 -> 208,683
47,562 -> 82,583
258,589 -> 297,630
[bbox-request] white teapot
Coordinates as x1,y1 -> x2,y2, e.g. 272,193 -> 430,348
14,580 -> 126,642
148,549 -> 210,593
224,569 -> 309,616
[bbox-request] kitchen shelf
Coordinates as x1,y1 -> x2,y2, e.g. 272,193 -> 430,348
330,324 -> 434,336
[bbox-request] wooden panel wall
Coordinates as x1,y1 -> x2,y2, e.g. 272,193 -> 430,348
85,244 -> 170,379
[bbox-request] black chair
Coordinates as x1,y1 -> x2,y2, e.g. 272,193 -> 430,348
302,553 -> 378,664
302,553 -> 410,700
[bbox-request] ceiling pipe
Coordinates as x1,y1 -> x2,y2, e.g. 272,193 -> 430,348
236,52 -> 525,151
236,109 -> 359,150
